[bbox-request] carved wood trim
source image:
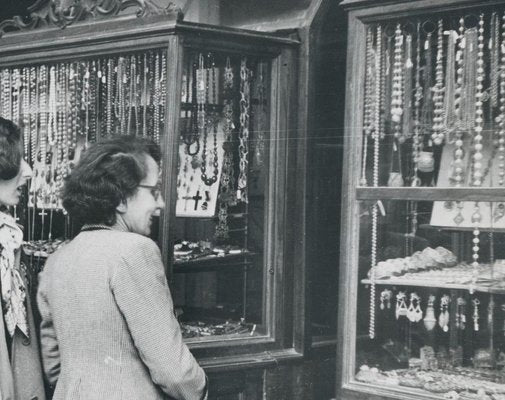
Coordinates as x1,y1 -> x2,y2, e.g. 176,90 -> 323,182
0,0 -> 183,38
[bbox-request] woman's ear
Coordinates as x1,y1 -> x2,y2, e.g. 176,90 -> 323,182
116,201 -> 128,214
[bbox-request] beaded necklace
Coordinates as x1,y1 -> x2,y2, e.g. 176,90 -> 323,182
153,52 -> 161,144
432,20 -> 445,146
360,27 -> 375,186
411,23 -> 422,187
107,57 -> 114,136
497,13 -> 505,186
22,67 -> 30,160
391,24 -> 404,143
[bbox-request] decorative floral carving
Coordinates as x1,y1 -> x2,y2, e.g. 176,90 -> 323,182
0,0 -> 182,38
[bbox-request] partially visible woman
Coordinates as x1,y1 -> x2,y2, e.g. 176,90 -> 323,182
0,117 -> 46,400
37,136 -> 207,400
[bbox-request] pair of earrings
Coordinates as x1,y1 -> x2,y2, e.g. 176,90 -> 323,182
393,291 -> 422,322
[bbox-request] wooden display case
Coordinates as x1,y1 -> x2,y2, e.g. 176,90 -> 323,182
337,0 -> 505,399
0,0 -> 302,384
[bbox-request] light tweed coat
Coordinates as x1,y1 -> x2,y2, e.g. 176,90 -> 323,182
37,228 -> 207,400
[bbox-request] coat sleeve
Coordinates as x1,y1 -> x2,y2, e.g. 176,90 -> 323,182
36,270 -> 61,386
110,236 -> 207,400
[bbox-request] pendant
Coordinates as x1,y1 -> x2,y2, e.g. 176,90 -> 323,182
417,151 -> 435,173
424,295 -> 436,331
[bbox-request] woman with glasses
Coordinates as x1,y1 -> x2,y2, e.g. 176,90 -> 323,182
0,117 -> 46,400
37,136 -> 207,400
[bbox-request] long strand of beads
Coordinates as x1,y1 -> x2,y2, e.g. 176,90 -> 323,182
369,89 -> 380,338
160,51 -> 167,137
22,67 -> 30,160
491,12 -> 499,110
83,60 -> 90,141
153,52 -> 161,145
360,27 -> 374,186
454,18 -> 465,132
39,65 -> 48,171
497,12 -> 505,186
412,23 -> 422,187
432,19 -> 445,146
444,30 -> 456,133
464,29 -> 477,131
374,25 -> 382,140
391,24 -> 404,143
363,27 -> 374,138
1,69 -> 11,120
403,34 -> 413,142
107,57 -> 113,136
47,66 -> 57,147
69,63 -> 78,155
127,55 -> 134,136
473,15 -> 485,187
12,69 -> 20,125
30,67 -> 37,166
421,32 -> 433,143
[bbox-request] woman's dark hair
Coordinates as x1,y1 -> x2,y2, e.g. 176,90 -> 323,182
62,136 -> 161,225
0,117 -> 22,181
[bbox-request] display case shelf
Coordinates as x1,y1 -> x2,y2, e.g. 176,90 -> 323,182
174,251 -> 256,273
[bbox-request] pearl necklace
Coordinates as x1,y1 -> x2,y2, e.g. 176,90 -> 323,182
153,52 -> 161,145
391,24 -> 404,143
1,69 -> 11,120
432,19 -> 445,146
30,67 -> 37,166
39,65 -> 48,170
107,57 -> 114,136
361,27 -> 375,186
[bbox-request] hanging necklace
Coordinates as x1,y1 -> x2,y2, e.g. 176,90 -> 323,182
153,52 -> 161,144
402,33 -> 413,143
469,16 -> 486,293
22,67 -> 30,160
201,54 -> 219,186
29,67 -> 37,164
361,27 -> 375,186
431,19 -> 445,146
497,13 -> 505,186
12,68 -> 20,125
391,24 -> 404,144
107,57 -> 114,136
238,56 -> 250,203
1,69 -> 10,120
490,12 -> 499,110
412,23 -> 422,187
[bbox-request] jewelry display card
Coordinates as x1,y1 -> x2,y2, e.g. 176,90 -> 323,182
176,119 -> 225,217
430,131 -> 505,229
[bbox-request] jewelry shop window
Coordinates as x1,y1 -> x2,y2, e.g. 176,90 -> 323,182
340,3 -> 505,399
173,51 -> 270,341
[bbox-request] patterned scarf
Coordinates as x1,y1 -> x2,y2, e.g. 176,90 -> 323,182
0,211 -> 28,338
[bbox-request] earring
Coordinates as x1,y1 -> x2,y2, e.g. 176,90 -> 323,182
424,295 -> 436,331
380,289 -> 392,310
472,298 -> 480,332
456,297 -> 466,330
439,294 -> 450,332
407,292 -> 422,322
396,291 -> 408,319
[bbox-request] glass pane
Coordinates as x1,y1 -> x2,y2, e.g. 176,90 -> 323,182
0,48 -> 168,259
358,6 -> 505,190
356,199 -> 505,397
174,51 -> 270,341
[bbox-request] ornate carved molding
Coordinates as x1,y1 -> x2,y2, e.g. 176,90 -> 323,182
0,0 -> 183,38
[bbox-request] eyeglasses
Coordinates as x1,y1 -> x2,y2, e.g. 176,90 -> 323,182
138,183 -> 162,200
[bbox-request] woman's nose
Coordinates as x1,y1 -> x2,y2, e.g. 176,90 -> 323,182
157,195 -> 165,210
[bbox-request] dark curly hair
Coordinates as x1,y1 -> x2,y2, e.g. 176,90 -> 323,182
0,117 -> 23,181
62,136 -> 161,225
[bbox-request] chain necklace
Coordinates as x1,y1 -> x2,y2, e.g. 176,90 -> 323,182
403,33 -> 413,142
82,60 -> 90,142
201,54 -> 219,186
238,57 -> 250,203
